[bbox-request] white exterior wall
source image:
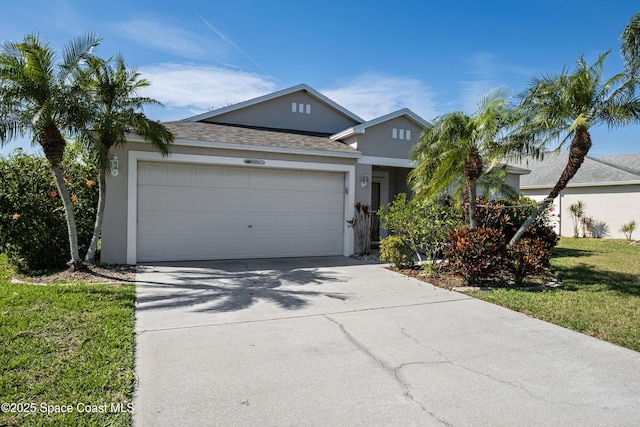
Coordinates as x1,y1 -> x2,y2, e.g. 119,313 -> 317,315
522,184 -> 640,239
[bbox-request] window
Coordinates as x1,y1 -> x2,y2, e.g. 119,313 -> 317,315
392,128 -> 412,140
292,102 -> 311,114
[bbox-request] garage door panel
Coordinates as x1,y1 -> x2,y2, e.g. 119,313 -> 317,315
138,186 -> 167,210
167,163 -> 196,186
250,169 -> 277,189
223,168 -> 250,188
137,212 -> 167,234
137,162 -> 345,262
195,189 -> 225,210
195,165 -> 225,186
223,214 -> 253,230
301,172 -> 343,191
166,187 -> 197,209
222,190 -> 251,211
138,163 -> 168,185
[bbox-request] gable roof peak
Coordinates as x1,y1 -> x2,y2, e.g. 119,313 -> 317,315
330,108 -> 431,141
186,83 -> 364,124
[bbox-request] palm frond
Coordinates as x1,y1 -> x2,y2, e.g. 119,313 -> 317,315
621,11 -> 640,74
59,33 -> 102,81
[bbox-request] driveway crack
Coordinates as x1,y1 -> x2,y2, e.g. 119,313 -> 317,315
399,328 -> 602,409
324,315 -> 453,426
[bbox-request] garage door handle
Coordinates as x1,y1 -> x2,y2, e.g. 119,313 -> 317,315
248,225 -> 253,228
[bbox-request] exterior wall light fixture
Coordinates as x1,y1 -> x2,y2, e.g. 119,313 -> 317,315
110,154 -> 120,176
360,174 -> 369,187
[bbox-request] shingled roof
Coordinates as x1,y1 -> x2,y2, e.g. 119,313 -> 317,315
515,151 -> 640,189
162,121 -> 360,156
596,153 -> 640,175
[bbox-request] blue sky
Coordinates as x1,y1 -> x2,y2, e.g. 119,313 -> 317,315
1,0 -> 639,156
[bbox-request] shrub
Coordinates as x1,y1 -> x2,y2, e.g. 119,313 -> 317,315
568,201 -> 586,238
621,220 -> 636,240
475,196 -> 550,243
0,149 -> 98,273
378,193 -> 463,264
379,235 -> 414,268
508,236 -> 554,287
590,221 -> 609,238
525,223 -> 558,247
443,227 -> 507,285
507,224 -> 558,286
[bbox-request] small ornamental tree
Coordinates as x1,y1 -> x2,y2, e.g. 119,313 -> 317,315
0,149 -> 98,273
621,220 -> 636,240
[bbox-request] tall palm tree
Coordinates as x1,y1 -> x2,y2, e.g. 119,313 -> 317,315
77,55 -> 173,263
0,33 -> 101,269
621,11 -> 640,76
509,52 -> 640,245
408,87 -> 522,228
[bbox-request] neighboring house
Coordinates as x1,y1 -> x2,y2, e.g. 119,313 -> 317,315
101,84 -> 525,264
516,152 -> 640,239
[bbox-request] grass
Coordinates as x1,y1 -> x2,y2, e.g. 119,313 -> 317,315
465,238 -> 640,352
0,254 -> 136,426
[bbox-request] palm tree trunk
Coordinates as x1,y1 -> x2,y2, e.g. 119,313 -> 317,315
51,165 -> 82,269
84,169 -> 106,263
509,129 -> 592,245
468,179 -> 478,229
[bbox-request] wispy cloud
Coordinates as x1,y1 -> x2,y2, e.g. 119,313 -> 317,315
199,17 -> 271,77
113,17 -> 227,59
459,80 -> 495,113
467,52 -> 496,79
459,52 -> 502,113
322,73 -> 438,121
138,63 -> 276,115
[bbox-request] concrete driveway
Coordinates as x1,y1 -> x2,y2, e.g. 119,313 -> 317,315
134,257 -> 640,426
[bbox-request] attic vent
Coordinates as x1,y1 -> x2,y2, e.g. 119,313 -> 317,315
292,102 -> 311,114
392,128 -> 412,141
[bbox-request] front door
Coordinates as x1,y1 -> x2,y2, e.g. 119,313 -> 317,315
371,172 -> 389,241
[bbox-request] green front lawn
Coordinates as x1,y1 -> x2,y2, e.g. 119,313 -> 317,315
465,238 -> 640,352
0,254 -> 136,426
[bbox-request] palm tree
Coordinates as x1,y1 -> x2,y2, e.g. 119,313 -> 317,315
621,11 -> 640,75
509,52 -> 640,245
77,55 -> 173,263
568,200 -> 585,238
408,87 -> 523,228
0,33 -> 101,269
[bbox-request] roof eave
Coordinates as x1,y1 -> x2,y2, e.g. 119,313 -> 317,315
126,136 -> 362,159
185,84 -> 365,124
330,127 -> 365,140
521,180 -> 640,190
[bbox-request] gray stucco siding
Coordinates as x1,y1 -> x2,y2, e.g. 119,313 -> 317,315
201,92 -> 359,134
355,117 -> 424,159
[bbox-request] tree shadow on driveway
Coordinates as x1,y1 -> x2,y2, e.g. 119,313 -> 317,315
135,258 -> 359,313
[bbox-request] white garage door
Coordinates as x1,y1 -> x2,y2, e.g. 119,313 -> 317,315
136,162 -> 345,262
